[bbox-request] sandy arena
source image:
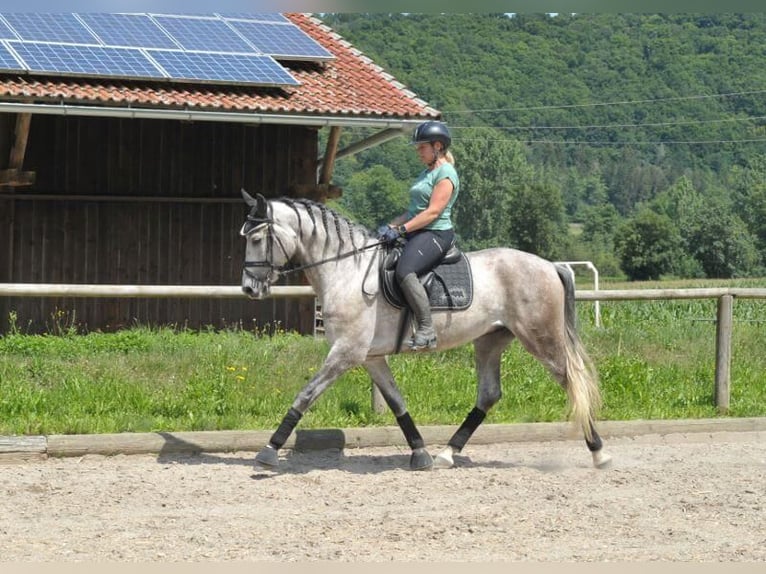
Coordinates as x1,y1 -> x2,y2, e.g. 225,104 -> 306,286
1,429 -> 765,561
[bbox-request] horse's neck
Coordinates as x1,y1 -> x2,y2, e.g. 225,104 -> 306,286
296,228 -> 376,295
273,201 -> 377,296
300,232 -> 375,292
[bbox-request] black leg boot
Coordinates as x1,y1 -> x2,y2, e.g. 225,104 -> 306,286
399,272 -> 437,350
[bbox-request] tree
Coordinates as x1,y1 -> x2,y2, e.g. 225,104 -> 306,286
730,155 -> 766,256
684,200 -> 761,278
614,208 -> 682,280
562,167 -> 609,220
451,127 -> 536,250
581,203 -> 621,245
653,178 -> 762,278
332,165 -> 408,229
569,203 -> 623,276
506,179 -> 568,260
651,175 -> 703,224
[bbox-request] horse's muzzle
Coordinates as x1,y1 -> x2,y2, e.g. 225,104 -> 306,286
241,272 -> 270,299
241,284 -> 270,299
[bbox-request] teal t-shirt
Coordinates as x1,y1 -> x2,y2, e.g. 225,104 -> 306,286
406,163 -> 460,231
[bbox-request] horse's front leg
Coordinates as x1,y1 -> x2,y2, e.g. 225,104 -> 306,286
254,341 -> 365,469
364,357 -> 433,471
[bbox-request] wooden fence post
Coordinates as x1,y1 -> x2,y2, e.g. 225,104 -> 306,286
715,294 -> 733,413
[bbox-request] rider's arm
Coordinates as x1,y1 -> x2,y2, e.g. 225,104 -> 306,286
395,178 -> 454,233
388,212 -> 410,227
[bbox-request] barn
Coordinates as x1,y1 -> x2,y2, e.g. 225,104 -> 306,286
0,12 -> 439,335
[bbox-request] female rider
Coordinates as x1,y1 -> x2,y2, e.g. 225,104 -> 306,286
378,120 -> 460,350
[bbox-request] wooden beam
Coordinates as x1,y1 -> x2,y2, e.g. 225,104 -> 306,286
318,126 -> 342,185
0,169 -> 36,187
0,283 -> 314,298
0,113 -> 35,188
0,436 -> 47,463
0,193 -> 242,203
576,288 -> 766,300
8,113 -> 31,170
322,127 -> 407,165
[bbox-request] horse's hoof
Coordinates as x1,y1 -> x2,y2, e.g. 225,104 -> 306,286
255,444 -> 279,468
433,448 -> 455,469
592,450 -> 613,469
410,448 -> 433,471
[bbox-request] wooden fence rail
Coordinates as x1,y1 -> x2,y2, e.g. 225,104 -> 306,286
1,283 -> 765,413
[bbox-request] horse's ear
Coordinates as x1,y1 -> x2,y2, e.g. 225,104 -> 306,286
241,190 -> 269,219
241,188 -> 258,207
254,193 -> 269,218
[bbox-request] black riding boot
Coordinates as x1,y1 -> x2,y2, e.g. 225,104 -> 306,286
400,273 -> 437,350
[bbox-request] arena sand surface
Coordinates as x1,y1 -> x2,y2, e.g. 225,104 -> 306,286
1,430 -> 764,562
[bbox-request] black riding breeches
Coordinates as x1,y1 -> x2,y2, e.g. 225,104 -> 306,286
395,229 -> 455,282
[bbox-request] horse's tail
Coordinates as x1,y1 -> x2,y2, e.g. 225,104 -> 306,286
555,264 -> 602,440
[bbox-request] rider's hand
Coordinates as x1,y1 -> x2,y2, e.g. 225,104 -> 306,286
377,225 -> 401,244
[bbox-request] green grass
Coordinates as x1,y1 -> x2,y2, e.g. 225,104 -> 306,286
0,278 -> 765,435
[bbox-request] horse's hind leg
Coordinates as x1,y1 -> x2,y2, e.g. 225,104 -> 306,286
364,357 -> 433,471
556,357 -> 612,469
586,421 -> 612,468
434,329 -> 515,469
517,321 -> 612,469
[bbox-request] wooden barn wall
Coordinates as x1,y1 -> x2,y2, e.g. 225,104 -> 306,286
0,114 -> 317,335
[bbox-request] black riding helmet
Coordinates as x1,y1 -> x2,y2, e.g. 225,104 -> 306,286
411,120 -> 451,151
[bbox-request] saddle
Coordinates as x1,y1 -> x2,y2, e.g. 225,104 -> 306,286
380,242 -> 473,311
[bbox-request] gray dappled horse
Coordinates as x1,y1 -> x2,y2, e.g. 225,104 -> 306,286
240,190 -> 612,471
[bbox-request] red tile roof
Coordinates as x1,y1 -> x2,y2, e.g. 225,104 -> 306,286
0,13 -> 440,121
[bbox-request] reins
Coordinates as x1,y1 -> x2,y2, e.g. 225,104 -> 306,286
278,240 -> 385,276
242,212 -> 388,279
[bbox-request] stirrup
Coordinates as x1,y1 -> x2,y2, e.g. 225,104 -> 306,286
408,331 -> 437,350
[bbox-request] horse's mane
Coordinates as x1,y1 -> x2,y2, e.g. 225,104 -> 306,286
274,196 -> 373,256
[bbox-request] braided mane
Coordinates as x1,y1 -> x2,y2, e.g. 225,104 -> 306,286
276,197 -> 373,257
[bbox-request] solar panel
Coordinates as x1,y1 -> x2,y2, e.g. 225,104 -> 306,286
148,50 -> 299,86
79,13 -> 179,49
0,17 -> 17,40
229,21 -> 333,60
9,41 -> 165,79
0,12 -> 328,86
3,13 -> 99,44
218,13 -> 289,23
0,41 -> 23,70
150,15 -> 255,53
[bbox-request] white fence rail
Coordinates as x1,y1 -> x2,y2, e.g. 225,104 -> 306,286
2,283 -> 765,413
0,284 -> 310,298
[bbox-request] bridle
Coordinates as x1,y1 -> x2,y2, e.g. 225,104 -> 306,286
241,213 -> 290,281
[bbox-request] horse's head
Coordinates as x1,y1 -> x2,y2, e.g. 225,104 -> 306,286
239,189 -> 297,299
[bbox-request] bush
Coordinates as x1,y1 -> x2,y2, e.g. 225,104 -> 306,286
615,208 -> 683,281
